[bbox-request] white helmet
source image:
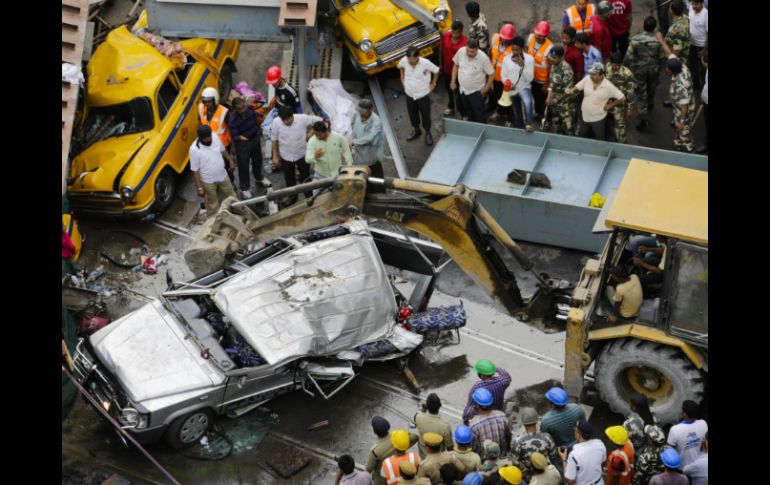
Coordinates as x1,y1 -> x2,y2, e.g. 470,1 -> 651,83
201,87 -> 219,104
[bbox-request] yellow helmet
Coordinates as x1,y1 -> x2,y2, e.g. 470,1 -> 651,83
498,466 -> 523,484
391,429 -> 410,451
605,425 -> 629,446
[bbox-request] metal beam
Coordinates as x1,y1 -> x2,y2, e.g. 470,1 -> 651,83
389,0 -> 437,29
368,76 -> 409,178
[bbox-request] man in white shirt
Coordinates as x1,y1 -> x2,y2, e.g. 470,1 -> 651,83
399,45 -> 440,145
190,125 -> 238,218
271,105 -> 323,205
451,38 -> 494,124
683,431 -> 708,485
667,400 -> 708,468
565,62 -> 625,140
558,420 -> 606,485
687,0 -> 708,91
500,36 -> 536,131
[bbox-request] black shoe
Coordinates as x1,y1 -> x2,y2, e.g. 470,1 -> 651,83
407,129 -> 421,141
425,132 -> 434,146
663,100 -> 673,108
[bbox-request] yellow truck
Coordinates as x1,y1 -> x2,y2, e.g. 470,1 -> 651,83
332,0 -> 452,75
67,13 -> 239,216
565,159 -> 707,423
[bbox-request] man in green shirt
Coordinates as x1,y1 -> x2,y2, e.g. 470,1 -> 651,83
540,387 -> 586,448
305,121 -> 353,185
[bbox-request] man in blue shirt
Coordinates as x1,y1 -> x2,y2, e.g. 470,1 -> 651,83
574,33 -> 603,78
228,97 -> 271,198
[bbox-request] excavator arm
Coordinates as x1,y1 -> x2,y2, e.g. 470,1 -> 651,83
185,166 -> 564,318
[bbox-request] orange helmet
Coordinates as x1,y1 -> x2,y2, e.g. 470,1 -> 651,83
534,21 -> 550,37
499,23 -> 515,41
266,66 -> 282,85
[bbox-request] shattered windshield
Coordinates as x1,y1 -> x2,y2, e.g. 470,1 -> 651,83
83,97 -> 154,145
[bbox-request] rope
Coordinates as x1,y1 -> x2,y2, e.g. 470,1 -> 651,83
61,367 -> 182,485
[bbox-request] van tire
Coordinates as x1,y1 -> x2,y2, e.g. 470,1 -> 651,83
163,408 -> 214,449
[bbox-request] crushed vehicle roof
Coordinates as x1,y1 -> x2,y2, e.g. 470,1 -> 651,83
213,232 -> 398,366
86,26 -> 173,107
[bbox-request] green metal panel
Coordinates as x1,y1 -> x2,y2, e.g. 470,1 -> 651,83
418,119 -> 708,253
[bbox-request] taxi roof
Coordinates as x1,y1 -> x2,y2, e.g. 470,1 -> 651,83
86,26 -> 172,107
605,159 -> 707,245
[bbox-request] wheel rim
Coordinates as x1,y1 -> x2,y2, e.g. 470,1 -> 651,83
623,365 -> 673,403
179,412 -> 209,443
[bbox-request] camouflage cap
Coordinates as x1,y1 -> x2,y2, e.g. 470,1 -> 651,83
645,425 -> 666,444
484,440 -> 501,457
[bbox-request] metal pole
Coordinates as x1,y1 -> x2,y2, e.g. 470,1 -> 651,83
368,76 -> 409,179
297,28 -> 309,111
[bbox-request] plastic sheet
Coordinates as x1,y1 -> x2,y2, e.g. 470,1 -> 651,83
307,79 -> 360,143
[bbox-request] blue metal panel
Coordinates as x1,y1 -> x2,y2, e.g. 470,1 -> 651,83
146,0 -> 291,42
419,119 -> 708,253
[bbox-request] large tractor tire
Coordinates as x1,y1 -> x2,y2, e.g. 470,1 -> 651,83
594,338 -> 705,425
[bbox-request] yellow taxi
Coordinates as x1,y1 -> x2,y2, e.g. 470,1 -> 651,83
333,0 -> 452,75
67,13 -> 239,216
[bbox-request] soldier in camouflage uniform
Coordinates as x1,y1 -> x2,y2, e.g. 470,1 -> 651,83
545,46 -> 575,136
632,425 -> 667,485
622,413 -> 646,451
624,16 -> 664,130
662,0 -> 690,60
465,2 -> 490,54
479,440 -> 513,477
667,57 -> 695,152
605,52 -> 635,144
510,408 -> 556,483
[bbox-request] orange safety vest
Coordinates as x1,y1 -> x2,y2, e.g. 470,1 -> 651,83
527,35 -> 553,83
566,3 -> 595,33
606,448 -> 633,485
490,34 -> 513,82
380,451 -> 419,485
198,103 -> 230,147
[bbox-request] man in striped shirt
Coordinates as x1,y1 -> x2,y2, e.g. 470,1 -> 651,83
462,359 -> 511,422
468,388 -> 512,459
540,387 -> 587,448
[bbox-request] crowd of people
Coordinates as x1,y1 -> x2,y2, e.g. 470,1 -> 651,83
189,67 -> 386,217
402,0 -> 707,152
188,0 -> 708,218
333,359 -> 708,485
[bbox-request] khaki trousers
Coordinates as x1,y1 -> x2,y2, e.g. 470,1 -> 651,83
202,178 -> 237,217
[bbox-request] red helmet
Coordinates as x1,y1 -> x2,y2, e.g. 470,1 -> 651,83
499,23 -> 515,41
266,66 -> 282,85
534,21 -> 550,37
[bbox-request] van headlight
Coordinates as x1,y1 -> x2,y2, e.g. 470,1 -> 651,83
358,38 -> 373,53
119,407 -> 149,429
433,8 -> 449,21
120,185 -> 135,203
